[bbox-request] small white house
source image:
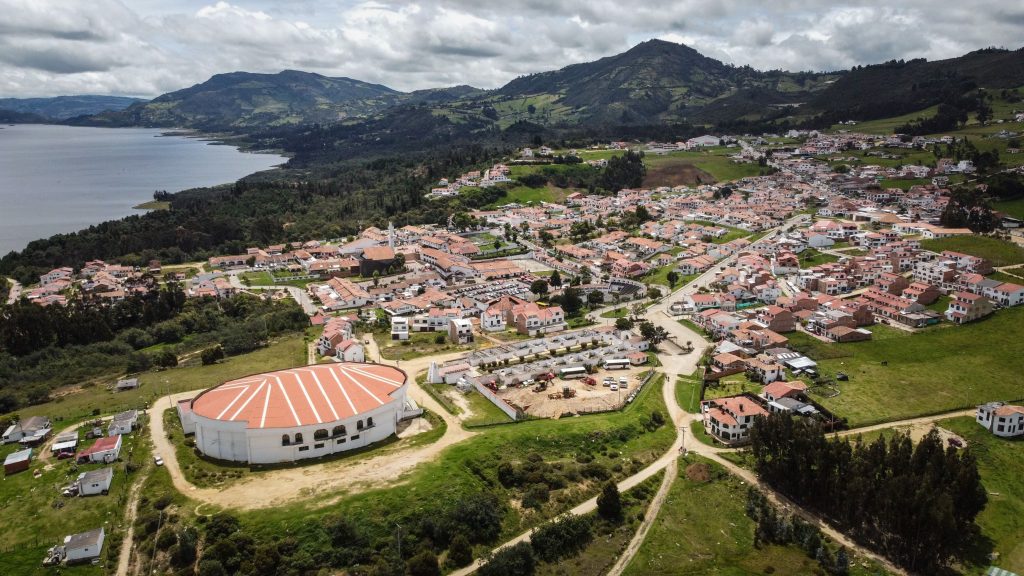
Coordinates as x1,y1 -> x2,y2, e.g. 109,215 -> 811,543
335,340 -> 365,362
390,316 -> 410,341
976,402 -> 1024,438
64,527 -> 105,563
78,435 -> 122,464
108,410 -> 139,436
76,467 -> 114,496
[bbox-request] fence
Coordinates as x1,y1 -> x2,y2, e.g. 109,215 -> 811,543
471,379 -> 521,421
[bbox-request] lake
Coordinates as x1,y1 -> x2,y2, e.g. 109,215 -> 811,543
0,124 -> 286,255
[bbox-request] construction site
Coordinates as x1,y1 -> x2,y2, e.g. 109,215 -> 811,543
492,364 -> 651,419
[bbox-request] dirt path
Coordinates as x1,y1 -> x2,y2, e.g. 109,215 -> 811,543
605,446 -> 679,576
149,350 -> 476,511
115,466 -> 150,576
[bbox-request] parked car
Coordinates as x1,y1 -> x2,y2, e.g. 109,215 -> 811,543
618,376 -> 628,385
56,450 -> 75,460
154,455 -> 164,466
610,384 -> 619,391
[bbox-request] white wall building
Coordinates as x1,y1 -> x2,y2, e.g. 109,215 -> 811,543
186,363 -> 412,465
976,402 -> 1024,438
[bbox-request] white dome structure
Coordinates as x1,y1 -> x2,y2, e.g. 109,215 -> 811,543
189,362 -> 408,464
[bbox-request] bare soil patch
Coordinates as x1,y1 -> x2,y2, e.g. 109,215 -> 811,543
643,163 -> 715,187
685,462 -> 712,482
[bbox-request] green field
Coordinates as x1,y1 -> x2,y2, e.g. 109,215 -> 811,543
373,331 -> 477,361
460,390 -> 515,427
920,235 -> 1024,267
788,308 -> 1024,426
799,248 -> 841,268
621,458 -> 889,576
994,198 -> 1024,219
132,200 -> 171,210
240,271 -> 312,288
7,333 -> 307,424
644,265 -> 696,289
674,374 -> 703,413
829,105 -> 939,134
488,184 -> 571,207
645,149 -> 764,184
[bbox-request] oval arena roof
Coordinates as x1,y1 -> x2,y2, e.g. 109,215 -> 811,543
192,363 -> 407,429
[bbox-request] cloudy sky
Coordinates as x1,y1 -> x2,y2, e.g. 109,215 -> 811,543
2,0 -> 1023,98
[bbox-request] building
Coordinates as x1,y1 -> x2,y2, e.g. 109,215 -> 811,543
176,400 -> 196,435
50,431 -> 79,455
390,316 -> 410,340
701,395 -> 769,445
509,303 -> 566,336
76,467 -> 114,496
77,435 -> 122,464
448,318 -> 474,344
186,363 -> 413,464
976,402 -> 1024,438
334,339 -> 365,362
64,528 -> 105,564
3,448 -> 32,475
945,292 -> 994,324
107,410 -> 139,436
2,415 -> 51,445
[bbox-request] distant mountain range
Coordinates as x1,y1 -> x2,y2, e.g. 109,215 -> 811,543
41,40 -> 1024,133
0,95 -> 143,121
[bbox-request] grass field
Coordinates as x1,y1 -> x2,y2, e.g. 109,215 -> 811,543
799,248 -> 841,268
675,374 -> 703,413
132,200 -> 171,210
644,265 -> 697,289
644,150 -> 763,184
0,431 -> 150,576
487,184 -> 573,207
787,307 -> 1024,426
240,271 -> 312,288
994,198 -> 1024,219
8,333 -> 307,425
920,235 -> 1024,267
621,457 -> 890,576
373,331 -> 477,361
829,106 -> 940,134
461,389 -> 515,427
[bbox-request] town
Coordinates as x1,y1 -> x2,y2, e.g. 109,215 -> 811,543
4,124 -> 1024,576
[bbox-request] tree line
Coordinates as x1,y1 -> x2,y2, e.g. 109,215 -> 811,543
749,413 -> 987,573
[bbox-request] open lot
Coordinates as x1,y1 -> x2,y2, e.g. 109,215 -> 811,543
788,307 -> 1024,426
496,365 -> 651,418
643,149 -> 764,185
621,458 -> 889,576
920,235 -> 1024,268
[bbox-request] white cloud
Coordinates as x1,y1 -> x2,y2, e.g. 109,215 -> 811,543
0,0 -> 1020,98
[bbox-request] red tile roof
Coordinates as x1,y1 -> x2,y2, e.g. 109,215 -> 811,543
192,363 -> 407,429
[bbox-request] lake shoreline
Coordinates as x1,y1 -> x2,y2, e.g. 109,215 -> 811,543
0,124 -> 287,255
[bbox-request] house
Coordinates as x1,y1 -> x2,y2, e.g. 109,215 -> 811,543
448,318 -> 474,344
77,435 -> 122,464
76,467 -> 114,496
945,292 -> 994,324
63,528 -> 105,564
8,415 -> 52,446
755,306 -> 795,333
509,303 -> 566,336
701,395 -> 769,444
107,410 -> 138,436
427,361 -> 472,385
985,282 -> 1024,307
3,448 -> 32,475
976,402 -> 1024,438
50,431 -> 79,455
359,246 -> 397,277
628,351 -> 649,366
390,317 -> 410,340
334,340 -> 365,362
761,380 -> 808,403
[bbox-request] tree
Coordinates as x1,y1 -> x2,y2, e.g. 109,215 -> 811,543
596,481 -> 623,522
647,286 -> 662,300
493,238 -> 502,251
614,317 -> 634,330
154,349 -> 178,368
586,291 -> 603,307
478,542 -> 535,576
538,230 -> 554,247
548,270 -> 562,287
372,270 -> 381,287
407,550 -> 441,576
666,270 -> 680,288
834,547 -> 850,576
530,279 -> 549,296
558,287 -> 583,316
530,514 -> 593,563
447,534 -> 473,568
201,345 -> 225,365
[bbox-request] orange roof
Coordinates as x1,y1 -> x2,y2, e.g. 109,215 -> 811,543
192,363 -> 406,429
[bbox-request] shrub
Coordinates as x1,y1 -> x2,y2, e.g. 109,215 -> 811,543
447,534 -> 473,568
478,542 -> 535,576
596,482 -> 623,523
530,514 -> 593,563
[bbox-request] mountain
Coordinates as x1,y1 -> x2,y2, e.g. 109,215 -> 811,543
70,41 -> 1024,134
0,109 -> 46,123
0,95 -> 142,120
79,70 -> 404,130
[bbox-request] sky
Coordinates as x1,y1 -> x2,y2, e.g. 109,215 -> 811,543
1,0 -> 1023,98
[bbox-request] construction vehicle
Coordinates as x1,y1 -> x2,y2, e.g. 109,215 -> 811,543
581,376 -> 596,386
562,386 -> 576,399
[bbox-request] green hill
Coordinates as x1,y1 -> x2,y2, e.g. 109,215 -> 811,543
78,70 -> 405,130
0,95 -> 142,120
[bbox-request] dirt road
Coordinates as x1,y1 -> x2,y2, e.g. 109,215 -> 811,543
115,466 -> 150,576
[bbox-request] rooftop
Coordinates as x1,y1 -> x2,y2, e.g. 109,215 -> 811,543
192,363 -> 407,429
